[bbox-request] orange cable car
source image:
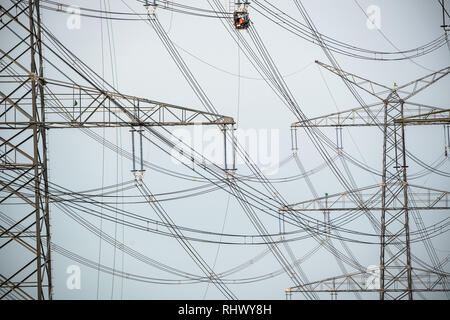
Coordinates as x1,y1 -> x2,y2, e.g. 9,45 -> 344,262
233,1 -> 250,29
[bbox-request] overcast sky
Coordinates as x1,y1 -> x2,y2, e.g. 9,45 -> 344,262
3,0 -> 449,300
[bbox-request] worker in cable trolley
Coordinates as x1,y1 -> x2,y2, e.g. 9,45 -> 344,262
233,1 -> 250,29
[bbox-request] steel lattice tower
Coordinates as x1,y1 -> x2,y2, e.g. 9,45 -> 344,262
286,61 -> 450,300
379,90 -> 412,300
0,0 -> 52,300
0,0 -> 234,300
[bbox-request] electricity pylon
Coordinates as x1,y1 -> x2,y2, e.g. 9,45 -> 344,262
286,61 -> 450,300
0,1 -> 234,300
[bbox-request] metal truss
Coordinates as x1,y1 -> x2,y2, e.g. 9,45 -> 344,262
0,76 -> 235,129
292,102 -> 449,128
287,61 -> 450,300
292,61 -> 450,128
281,183 -> 450,212
286,267 -> 450,296
0,1 -> 234,300
394,108 -> 450,125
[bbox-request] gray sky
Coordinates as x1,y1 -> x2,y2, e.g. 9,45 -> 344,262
4,0 -> 449,300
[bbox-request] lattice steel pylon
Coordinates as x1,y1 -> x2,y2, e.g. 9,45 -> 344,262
0,1 -> 234,300
0,0 -> 51,300
287,61 -> 450,300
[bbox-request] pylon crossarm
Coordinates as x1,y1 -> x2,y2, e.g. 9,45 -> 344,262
287,268 -> 450,293
0,75 -> 234,128
291,102 -> 383,127
396,66 -> 450,100
407,184 -> 450,209
394,107 -> 450,124
280,184 -> 381,211
291,103 -> 449,128
288,270 -> 370,293
281,184 -> 450,212
315,60 -> 392,99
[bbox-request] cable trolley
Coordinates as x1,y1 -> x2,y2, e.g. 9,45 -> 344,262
233,1 -> 250,30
